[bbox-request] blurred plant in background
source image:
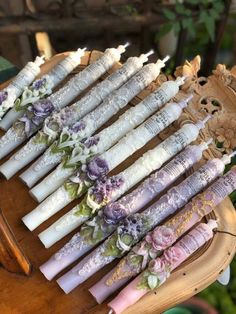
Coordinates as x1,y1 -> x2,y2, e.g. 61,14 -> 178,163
156,0 -> 224,41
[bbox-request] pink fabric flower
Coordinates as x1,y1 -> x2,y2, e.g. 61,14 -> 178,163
146,226 -> 176,251
163,246 -> 184,265
148,258 -> 168,282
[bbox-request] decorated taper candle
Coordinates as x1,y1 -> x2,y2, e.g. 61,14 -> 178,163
90,162 -> 236,303
39,142 -> 210,280
108,220 -> 217,314
0,48 -> 87,130
21,51 -> 159,188
0,55 -> 45,120
0,44 -> 127,163
30,88 -> 187,201
0,53 -> 166,180
23,97 -> 191,231
37,116 -> 209,250
55,147 -> 227,293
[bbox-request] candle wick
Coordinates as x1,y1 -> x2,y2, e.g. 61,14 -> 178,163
162,55 -> 170,63
144,49 -> 154,58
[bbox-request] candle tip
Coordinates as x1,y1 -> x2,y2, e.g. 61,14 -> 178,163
139,50 -> 154,63
207,219 -> 218,230
162,55 -> 170,63
124,42 -> 130,48
155,55 -> 169,69
117,42 -> 130,53
145,49 -> 155,57
198,138 -> 213,151
221,150 -> 236,165
196,114 -> 211,130
176,76 -> 186,86
178,94 -> 193,109
34,55 -> 45,66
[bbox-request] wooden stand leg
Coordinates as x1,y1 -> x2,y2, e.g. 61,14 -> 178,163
0,209 -> 32,275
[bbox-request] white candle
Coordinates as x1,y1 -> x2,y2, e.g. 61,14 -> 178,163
0,54 -> 166,179
0,48 -> 86,130
0,44 -> 128,172
0,56 -> 45,120
27,76 -> 184,197
20,51 -> 156,188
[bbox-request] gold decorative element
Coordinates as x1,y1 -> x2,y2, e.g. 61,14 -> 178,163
166,193 -> 215,238
105,259 -> 133,286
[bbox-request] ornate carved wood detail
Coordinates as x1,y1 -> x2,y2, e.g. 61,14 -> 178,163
0,209 -> 31,275
141,55 -> 236,166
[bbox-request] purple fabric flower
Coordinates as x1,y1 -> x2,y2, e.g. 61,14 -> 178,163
91,176 -> 124,204
19,99 -> 54,136
86,156 -> 109,181
70,120 -> 86,133
83,136 -> 100,149
32,77 -> 46,90
103,202 -> 127,225
29,99 -> 54,125
118,214 -> 143,240
0,90 -> 8,105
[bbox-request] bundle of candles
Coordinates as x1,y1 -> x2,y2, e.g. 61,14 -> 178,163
0,44 -> 235,313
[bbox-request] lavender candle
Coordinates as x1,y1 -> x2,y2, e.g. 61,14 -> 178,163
0,48 -> 86,130
90,164 -> 236,303
39,142 -> 209,280
108,220 -> 217,314
55,153 -> 226,293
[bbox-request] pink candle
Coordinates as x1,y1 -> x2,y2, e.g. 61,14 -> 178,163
108,220 -> 217,314
90,166 -> 236,303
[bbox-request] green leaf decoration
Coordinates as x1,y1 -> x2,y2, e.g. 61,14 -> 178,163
129,254 -> 144,268
121,234 -> 133,246
33,132 -> 49,145
137,271 -> 150,290
73,198 -> 92,217
14,98 -> 22,112
64,181 -> 79,199
147,274 -> 158,290
103,234 -> 122,257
